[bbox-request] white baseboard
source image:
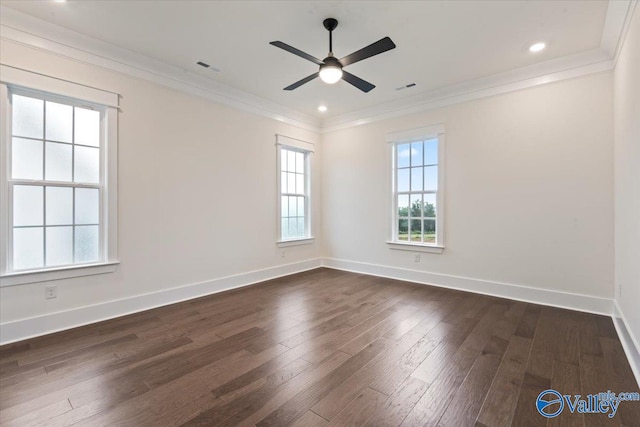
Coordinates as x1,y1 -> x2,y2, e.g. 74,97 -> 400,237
612,301 -> 640,388
2,256 -> 635,388
0,258 -> 322,345
321,258 -> 613,316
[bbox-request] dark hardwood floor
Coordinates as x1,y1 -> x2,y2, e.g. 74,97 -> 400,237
1,268 -> 638,426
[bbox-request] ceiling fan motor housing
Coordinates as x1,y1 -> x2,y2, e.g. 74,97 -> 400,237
321,56 -> 342,70
323,18 -> 338,32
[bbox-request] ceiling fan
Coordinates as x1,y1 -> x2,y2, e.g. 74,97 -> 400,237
270,18 -> 396,93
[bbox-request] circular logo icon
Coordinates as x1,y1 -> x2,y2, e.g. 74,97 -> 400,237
536,389 -> 564,418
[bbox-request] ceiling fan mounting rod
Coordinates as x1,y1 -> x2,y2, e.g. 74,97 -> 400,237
323,18 -> 338,54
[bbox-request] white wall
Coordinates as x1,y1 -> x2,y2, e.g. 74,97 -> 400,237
614,8 -> 640,356
0,26 -> 624,344
322,73 -> 614,303
0,40 -> 322,331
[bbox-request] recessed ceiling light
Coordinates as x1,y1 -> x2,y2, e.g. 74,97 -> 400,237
54,0 -> 67,3
318,105 -> 327,112
529,42 -> 546,53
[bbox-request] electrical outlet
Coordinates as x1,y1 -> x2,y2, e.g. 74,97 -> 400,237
414,254 -> 420,263
45,286 -> 57,299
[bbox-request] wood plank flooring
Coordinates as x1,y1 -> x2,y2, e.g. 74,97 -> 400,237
1,268 -> 638,426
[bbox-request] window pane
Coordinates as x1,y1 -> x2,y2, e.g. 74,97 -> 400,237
75,188 -> 100,224
295,173 -> 304,195
45,142 -> 72,182
423,219 -> 436,244
411,167 -> 423,191
297,197 -> 305,218
46,186 -> 73,225
410,194 -> 422,218
424,166 -> 438,192
410,219 -> 422,242
287,151 -> 296,173
14,227 -> 44,270
281,149 -> 287,172
397,144 -> 410,168
425,139 -> 438,165
12,138 -> 43,180
74,225 -> 99,263
287,173 -> 295,195
397,168 -> 410,192
281,218 -> 289,240
12,94 -> 43,139
74,107 -> 100,147
288,196 -> 297,217
13,185 -> 43,226
281,172 -> 287,193
397,194 -> 409,217
74,145 -> 99,183
297,217 -> 305,237
398,218 -> 408,241
46,226 -> 73,266
296,152 -> 304,174
281,196 -> 289,217
289,217 -> 298,238
411,142 -> 423,167
424,194 -> 436,218
45,101 -> 73,143
289,217 -> 304,239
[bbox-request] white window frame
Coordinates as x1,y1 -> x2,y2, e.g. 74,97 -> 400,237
387,124 -> 445,254
0,66 -> 119,286
275,134 -> 314,247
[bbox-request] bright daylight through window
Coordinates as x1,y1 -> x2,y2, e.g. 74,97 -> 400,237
279,146 -> 310,241
8,92 -> 102,270
391,126 -> 444,248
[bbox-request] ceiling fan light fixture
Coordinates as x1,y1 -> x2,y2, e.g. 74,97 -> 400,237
319,64 -> 343,84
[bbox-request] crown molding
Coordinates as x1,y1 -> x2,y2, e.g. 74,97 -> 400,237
321,0 -> 636,133
0,3 -> 634,134
320,49 -> 613,133
0,6 -> 322,133
601,0 -> 637,64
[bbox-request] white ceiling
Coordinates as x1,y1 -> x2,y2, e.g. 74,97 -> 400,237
1,1 -> 610,120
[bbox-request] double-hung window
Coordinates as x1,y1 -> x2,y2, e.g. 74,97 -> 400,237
1,66 -> 118,286
276,134 -> 313,244
388,125 -> 445,252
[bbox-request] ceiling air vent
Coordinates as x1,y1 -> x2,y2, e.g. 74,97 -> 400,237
396,83 -> 416,91
196,61 -> 221,72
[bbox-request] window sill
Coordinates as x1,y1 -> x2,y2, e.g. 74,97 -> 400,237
0,261 -> 120,287
277,237 -> 315,248
386,241 -> 444,254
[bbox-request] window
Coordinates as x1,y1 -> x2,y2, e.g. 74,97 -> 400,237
1,66 -> 118,285
276,135 -> 313,244
388,125 -> 444,252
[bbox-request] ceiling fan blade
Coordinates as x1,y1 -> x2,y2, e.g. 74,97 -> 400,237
339,37 -> 396,67
270,41 -> 324,65
342,71 -> 375,93
284,72 -> 320,90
